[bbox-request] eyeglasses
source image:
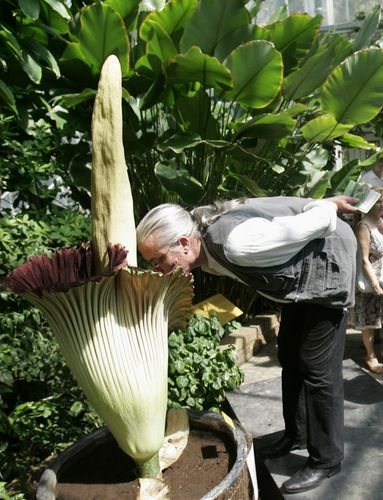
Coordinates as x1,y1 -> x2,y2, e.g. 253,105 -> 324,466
150,244 -> 173,268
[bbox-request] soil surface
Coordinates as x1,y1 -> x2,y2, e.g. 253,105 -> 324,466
55,429 -> 235,499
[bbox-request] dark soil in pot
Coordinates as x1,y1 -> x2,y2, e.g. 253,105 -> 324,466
55,428 -> 234,500
37,411 -> 254,500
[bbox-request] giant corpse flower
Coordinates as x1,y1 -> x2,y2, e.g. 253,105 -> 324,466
1,244 -> 192,478
0,53 -> 194,484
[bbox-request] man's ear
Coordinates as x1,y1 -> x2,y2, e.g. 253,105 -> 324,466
178,236 -> 190,253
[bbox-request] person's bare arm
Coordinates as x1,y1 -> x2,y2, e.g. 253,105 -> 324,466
356,223 -> 383,295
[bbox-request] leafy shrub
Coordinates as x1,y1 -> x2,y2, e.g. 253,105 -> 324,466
0,207 -> 99,493
168,314 -> 244,412
0,207 -> 91,272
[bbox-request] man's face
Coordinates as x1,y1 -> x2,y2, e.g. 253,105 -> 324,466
138,233 -> 192,274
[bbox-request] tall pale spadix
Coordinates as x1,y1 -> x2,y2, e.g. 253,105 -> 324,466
91,54 -> 137,271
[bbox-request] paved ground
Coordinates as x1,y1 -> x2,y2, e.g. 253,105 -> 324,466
230,327 -> 383,500
240,328 -> 383,386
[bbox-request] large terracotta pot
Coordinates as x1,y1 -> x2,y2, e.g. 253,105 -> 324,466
36,410 -> 256,499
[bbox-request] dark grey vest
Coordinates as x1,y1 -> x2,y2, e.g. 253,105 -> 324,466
202,197 -> 356,308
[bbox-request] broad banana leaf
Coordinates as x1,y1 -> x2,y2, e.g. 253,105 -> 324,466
282,36 -> 351,101
136,22 -> 177,76
338,133 -> 378,150
321,48 -> 383,125
105,0 -> 141,21
61,3 -> 129,76
351,5 -> 381,52
254,14 -> 322,74
140,0 -> 198,43
19,0 -> 40,19
228,171 -> 270,197
234,111 -> 296,139
174,91 -> 219,138
224,40 -> 283,109
180,0 -> 249,58
214,24 -> 257,62
158,134 -> 229,153
286,103 -> 310,116
138,73 -> 167,110
165,47 -> 232,90
155,161 -> 204,204
301,114 -> 353,142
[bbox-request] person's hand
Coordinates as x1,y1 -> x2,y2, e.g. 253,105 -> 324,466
325,195 -> 359,213
372,283 -> 383,296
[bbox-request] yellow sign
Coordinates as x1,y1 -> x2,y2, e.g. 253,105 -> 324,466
191,293 -> 243,324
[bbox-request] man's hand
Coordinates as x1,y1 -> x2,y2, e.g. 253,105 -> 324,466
325,195 -> 359,213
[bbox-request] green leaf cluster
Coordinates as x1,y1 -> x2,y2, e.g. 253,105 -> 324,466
0,295 -> 102,493
50,1 -> 383,209
0,208 -> 95,493
2,1 -> 383,215
168,314 -> 244,412
0,208 -> 91,273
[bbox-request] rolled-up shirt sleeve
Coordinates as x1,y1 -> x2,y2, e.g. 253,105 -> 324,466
225,200 -> 338,267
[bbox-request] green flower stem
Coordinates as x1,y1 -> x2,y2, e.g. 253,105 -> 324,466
136,452 -> 161,478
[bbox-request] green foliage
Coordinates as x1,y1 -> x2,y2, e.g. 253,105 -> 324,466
0,481 -> 24,500
3,1 -> 383,218
0,207 -> 91,272
0,112 -> 61,211
168,314 -> 244,412
0,207 -> 97,492
111,2 -> 383,207
93,3 -> 381,213
0,1 -> 382,254
1,1 -> 383,491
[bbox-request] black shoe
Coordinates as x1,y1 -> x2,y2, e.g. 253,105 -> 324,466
282,462 -> 341,494
260,435 -> 306,459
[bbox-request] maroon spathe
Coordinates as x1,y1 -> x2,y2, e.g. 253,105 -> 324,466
0,243 -> 128,297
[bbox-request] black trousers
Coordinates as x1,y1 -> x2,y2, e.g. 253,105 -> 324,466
277,302 -> 347,468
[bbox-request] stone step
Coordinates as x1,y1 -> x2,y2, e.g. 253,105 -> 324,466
219,313 -> 280,366
226,359 -> 383,500
219,324 -> 265,365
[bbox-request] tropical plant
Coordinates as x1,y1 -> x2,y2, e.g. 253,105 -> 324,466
1,56 -> 194,495
3,1 -> 383,217
0,0 -> 93,212
2,1 -> 383,493
31,0 -> 382,214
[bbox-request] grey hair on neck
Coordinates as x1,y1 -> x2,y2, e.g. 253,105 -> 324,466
191,198 -> 248,227
136,203 -> 198,248
136,198 -> 249,247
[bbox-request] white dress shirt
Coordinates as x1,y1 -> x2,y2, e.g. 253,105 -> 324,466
201,200 -> 338,282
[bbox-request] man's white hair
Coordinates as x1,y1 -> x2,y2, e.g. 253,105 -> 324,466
136,198 -> 248,247
136,203 -> 196,248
